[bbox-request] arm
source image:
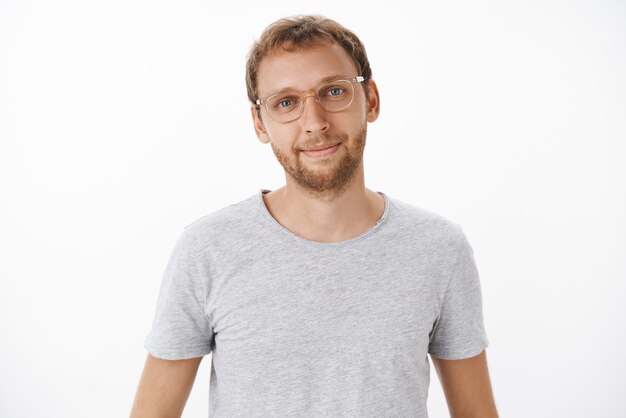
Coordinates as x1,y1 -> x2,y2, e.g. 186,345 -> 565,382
130,353 -> 203,418
431,349 -> 498,418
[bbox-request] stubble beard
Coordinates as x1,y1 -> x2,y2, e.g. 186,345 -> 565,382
270,124 -> 367,197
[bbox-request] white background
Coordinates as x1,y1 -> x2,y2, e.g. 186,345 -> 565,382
1,0 -> 624,417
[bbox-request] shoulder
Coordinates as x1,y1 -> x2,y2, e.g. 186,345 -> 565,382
175,193 -> 260,251
386,194 -> 467,246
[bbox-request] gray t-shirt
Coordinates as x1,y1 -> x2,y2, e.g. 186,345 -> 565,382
144,188 -> 489,417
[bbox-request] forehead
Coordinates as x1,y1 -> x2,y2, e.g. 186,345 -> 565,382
256,40 -> 360,97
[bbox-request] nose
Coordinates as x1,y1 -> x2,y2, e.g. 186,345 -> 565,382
300,93 -> 329,135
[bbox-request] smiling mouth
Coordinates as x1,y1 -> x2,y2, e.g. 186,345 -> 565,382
302,142 -> 341,151
301,143 -> 341,158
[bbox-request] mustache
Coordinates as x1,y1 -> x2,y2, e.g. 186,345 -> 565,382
298,132 -> 349,151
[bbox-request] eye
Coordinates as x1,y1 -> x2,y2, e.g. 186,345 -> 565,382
272,96 -> 299,111
278,99 -> 293,108
326,87 -> 345,96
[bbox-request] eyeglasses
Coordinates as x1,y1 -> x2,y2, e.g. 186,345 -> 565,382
255,76 -> 365,123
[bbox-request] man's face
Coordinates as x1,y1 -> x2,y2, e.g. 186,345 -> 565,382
252,40 -> 379,195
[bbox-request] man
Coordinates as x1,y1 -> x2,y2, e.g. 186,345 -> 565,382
131,15 -> 498,418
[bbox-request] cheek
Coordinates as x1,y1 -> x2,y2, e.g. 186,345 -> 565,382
266,126 -> 297,148
340,112 -> 367,133
342,97 -> 368,125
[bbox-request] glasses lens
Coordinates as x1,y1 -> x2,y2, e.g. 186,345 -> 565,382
318,80 -> 354,111
265,92 -> 302,123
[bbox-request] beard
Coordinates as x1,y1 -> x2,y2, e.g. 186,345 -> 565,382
269,124 -> 367,196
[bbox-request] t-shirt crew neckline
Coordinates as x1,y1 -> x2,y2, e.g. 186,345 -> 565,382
257,188 -> 391,247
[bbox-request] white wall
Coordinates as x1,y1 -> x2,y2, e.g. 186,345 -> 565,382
1,0 -> 624,416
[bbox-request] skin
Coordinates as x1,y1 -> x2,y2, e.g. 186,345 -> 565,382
432,350 -> 499,417
251,39 -> 385,243
129,354 -> 202,418
130,38 -> 498,418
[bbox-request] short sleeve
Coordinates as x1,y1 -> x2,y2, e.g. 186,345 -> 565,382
428,232 -> 489,360
143,228 -> 214,360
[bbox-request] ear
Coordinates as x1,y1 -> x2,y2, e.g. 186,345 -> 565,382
251,106 -> 270,144
364,79 -> 380,123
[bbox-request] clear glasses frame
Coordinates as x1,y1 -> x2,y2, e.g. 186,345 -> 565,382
255,75 -> 365,123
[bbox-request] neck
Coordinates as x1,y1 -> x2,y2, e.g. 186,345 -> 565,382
262,169 -> 385,242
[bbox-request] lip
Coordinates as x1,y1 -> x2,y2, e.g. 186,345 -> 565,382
302,143 -> 340,157
303,142 -> 341,151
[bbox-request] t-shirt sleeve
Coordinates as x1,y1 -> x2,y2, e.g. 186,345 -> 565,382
143,228 -> 214,360
428,231 -> 489,360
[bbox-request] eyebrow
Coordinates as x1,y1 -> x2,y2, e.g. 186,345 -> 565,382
264,74 -> 352,98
